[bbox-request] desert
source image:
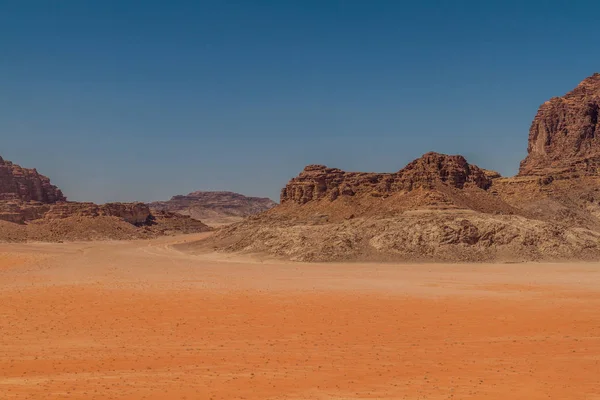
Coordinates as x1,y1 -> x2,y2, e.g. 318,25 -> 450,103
3,2 -> 600,398
2,71 -> 600,400
2,236 -> 600,399
2,72 -> 600,400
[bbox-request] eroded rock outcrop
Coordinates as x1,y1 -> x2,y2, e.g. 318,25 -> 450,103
0,156 -> 65,202
281,152 -> 494,204
0,154 -> 211,240
519,73 -> 600,176
44,202 -> 151,226
0,200 -> 154,226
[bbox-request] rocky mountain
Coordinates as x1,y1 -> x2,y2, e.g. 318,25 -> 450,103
0,156 -> 211,241
149,191 -> 277,226
192,72 -> 600,263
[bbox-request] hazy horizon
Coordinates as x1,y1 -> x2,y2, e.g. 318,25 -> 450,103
2,1 -> 599,203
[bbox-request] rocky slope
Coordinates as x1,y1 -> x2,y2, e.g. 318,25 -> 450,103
193,72 -> 600,262
0,156 -> 211,242
193,211 -> 600,262
196,152 -> 574,262
149,191 -> 276,226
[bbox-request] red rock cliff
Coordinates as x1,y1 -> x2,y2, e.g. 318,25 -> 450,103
44,202 -> 151,226
0,155 -> 65,203
281,152 -> 493,204
519,73 -> 600,176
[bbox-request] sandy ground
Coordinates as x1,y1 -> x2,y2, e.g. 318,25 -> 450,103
1,234 -> 600,399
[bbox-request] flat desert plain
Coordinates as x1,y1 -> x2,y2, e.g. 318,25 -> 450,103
1,234 -> 600,399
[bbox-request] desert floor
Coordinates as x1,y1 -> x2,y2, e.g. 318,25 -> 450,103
1,234 -> 600,399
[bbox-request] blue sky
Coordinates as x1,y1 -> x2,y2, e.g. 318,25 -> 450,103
1,1 -> 599,203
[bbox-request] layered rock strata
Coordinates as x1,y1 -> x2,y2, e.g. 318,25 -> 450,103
0,156 -> 65,202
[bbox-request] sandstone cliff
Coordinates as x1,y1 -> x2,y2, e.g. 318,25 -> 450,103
519,73 -> 600,176
43,202 -> 151,225
281,152 -> 492,205
0,156 -> 65,202
272,152 -> 518,223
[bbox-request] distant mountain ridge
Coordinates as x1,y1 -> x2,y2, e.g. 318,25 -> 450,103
149,191 -> 277,226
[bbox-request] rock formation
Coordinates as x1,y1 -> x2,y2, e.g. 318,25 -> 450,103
281,152 -> 492,205
43,202 -> 151,225
149,191 -> 277,226
6,72 -> 600,254
193,72 -> 600,263
519,73 -> 600,176
0,154 -> 211,240
0,156 -> 65,202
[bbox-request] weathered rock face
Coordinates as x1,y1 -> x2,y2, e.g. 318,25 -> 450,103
519,73 -> 600,176
0,201 -> 152,226
0,154 -> 155,226
0,156 -> 65,202
0,201 -> 50,224
281,152 -> 493,204
281,166 -> 393,204
44,202 -> 151,226
397,152 -> 492,190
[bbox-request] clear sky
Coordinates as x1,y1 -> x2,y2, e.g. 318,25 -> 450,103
1,1 -> 599,203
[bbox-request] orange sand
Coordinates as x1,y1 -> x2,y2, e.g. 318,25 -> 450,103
1,235 -> 599,399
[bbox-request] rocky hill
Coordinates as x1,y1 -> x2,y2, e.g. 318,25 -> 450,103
0,156 -> 211,242
190,72 -> 600,262
281,153 -> 492,205
149,191 -> 276,226
272,153 -> 518,224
